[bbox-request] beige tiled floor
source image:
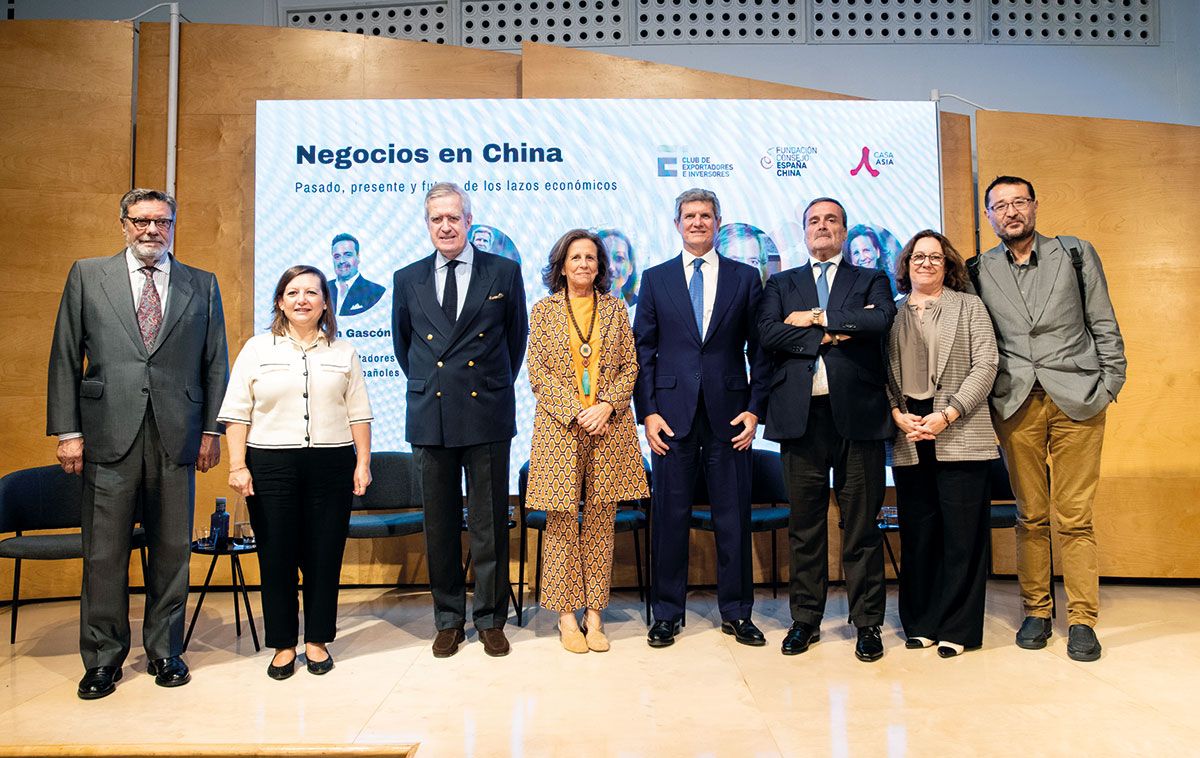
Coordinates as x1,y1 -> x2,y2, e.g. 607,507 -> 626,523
2,581 -> 1197,756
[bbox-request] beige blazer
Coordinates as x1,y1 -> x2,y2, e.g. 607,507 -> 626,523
525,291 -> 648,512
886,288 -> 999,465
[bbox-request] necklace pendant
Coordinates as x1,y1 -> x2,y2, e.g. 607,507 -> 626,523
582,368 -> 592,396
579,343 -> 592,358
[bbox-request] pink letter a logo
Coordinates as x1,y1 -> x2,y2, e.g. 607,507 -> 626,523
850,147 -> 880,177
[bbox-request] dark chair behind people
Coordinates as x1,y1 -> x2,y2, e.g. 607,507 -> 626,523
347,451 -> 424,542
0,465 -> 147,644
516,459 -> 653,625
690,449 -> 790,598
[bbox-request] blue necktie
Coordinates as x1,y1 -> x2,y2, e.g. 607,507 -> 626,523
815,261 -> 831,310
689,258 -> 705,338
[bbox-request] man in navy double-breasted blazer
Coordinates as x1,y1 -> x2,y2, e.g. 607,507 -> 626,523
392,182 -> 527,659
633,188 -> 770,648
758,197 -> 896,662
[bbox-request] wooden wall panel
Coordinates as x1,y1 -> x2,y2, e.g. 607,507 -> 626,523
977,110 -> 1200,577
0,21 -> 135,601
939,111 -> 976,255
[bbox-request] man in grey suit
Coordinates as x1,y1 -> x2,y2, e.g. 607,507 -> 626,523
47,188 -> 229,698
974,175 -> 1126,662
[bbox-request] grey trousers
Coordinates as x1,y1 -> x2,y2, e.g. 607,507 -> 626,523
80,405 -> 195,668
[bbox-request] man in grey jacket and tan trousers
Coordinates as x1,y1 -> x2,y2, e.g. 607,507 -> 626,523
974,175 -> 1126,662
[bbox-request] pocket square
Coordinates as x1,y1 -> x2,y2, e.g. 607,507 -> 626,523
487,292 -> 505,301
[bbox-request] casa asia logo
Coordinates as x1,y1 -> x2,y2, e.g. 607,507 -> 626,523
657,145 -> 734,179
759,146 -> 818,177
849,146 -> 896,178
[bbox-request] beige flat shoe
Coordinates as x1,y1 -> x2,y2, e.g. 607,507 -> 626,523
585,626 -> 610,653
559,623 -> 588,654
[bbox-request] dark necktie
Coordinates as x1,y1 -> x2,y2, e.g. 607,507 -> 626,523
442,259 -> 460,324
137,266 -> 162,348
689,258 -> 705,338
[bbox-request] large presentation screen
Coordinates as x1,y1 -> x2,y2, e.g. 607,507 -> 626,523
254,98 -> 943,489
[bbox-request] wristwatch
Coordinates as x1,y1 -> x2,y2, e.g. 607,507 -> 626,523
811,307 -> 823,326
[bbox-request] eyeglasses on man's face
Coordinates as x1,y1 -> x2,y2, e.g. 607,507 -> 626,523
124,217 -> 175,231
987,198 -> 1033,215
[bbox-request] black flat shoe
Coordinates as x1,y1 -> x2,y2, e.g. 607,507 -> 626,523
268,652 -> 296,680
306,651 -> 334,675
781,622 -> 820,656
78,666 -> 122,700
905,636 -> 935,649
147,656 -> 191,687
647,619 -> 682,648
855,625 -> 884,663
721,618 -> 767,647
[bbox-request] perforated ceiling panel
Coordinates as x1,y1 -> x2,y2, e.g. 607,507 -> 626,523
284,3 -> 451,45
808,0 -> 979,43
635,0 -> 803,45
985,0 -> 1158,45
461,0 -> 628,50
280,0 -> 1160,47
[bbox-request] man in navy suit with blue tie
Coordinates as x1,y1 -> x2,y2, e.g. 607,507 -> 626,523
758,197 -> 896,662
392,182 -> 527,659
634,188 -> 770,648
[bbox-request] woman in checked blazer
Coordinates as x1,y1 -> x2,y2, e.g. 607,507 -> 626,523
886,230 -> 999,658
526,229 -> 649,654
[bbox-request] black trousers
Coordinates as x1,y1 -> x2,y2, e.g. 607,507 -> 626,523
245,445 -> 355,648
414,441 -> 511,631
650,398 -> 754,623
80,403 -> 194,668
892,399 -> 991,647
780,397 -> 887,628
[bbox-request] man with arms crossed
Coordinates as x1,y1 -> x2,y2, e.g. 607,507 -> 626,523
975,175 -> 1126,661
634,188 -> 770,648
757,197 -> 895,661
392,182 -> 527,658
48,188 -> 229,698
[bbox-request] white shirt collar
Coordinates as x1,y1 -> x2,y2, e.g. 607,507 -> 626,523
125,248 -> 171,273
681,248 -> 719,270
438,245 -> 474,270
807,252 -> 843,269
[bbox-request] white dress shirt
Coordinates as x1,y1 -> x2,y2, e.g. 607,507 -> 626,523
335,272 -> 360,303
434,245 -> 474,317
126,248 -> 171,313
218,332 -> 373,448
808,252 -> 844,397
682,248 -> 720,337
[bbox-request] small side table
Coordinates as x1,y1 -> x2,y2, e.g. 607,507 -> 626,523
183,539 -> 261,652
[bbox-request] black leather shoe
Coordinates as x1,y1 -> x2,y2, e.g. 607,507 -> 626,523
781,622 -> 820,656
647,619 -> 682,648
721,618 -> 767,647
268,651 -> 296,680
306,651 -> 335,675
147,656 -> 191,687
1067,624 -> 1102,662
1015,616 -> 1052,650
855,625 -> 884,662
77,666 -> 122,700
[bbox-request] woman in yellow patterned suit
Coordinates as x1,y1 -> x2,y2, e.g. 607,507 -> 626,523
526,229 -> 649,654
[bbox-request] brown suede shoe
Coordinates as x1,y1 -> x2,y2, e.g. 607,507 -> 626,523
432,627 -> 465,658
478,627 -> 511,657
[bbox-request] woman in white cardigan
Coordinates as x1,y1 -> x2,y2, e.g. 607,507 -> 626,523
886,231 -> 998,657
